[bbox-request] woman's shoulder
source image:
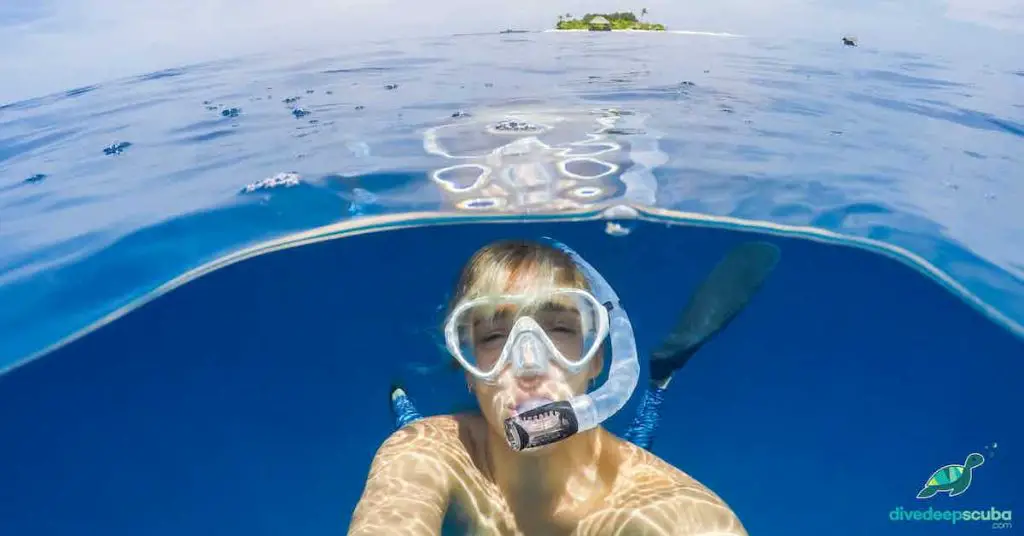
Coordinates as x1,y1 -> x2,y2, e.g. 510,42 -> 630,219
377,413 -> 486,461
612,439 -> 699,483
612,438 -> 721,498
597,436 -> 749,535
381,414 -> 465,447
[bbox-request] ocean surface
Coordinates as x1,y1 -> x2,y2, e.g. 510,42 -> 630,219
0,29 -> 1021,535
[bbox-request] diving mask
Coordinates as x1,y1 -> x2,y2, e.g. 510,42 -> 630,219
444,288 -> 609,383
443,240 -> 640,452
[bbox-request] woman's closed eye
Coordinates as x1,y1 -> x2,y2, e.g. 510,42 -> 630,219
478,331 -> 508,345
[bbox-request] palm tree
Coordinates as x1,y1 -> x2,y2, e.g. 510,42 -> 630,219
641,8 -> 648,20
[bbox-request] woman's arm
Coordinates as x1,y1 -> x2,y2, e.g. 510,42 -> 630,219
348,418 -> 455,536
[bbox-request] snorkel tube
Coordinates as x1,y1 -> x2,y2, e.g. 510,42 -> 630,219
503,239 -> 640,452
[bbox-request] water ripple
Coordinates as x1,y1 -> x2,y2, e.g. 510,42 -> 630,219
848,93 -> 1024,137
0,31 -> 1022,368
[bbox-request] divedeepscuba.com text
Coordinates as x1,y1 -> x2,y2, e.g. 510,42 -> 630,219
890,507 -> 1013,529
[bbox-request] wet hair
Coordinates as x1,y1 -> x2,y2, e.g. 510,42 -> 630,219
447,239 -> 591,313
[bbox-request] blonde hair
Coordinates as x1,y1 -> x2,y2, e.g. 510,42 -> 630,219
448,240 -> 591,311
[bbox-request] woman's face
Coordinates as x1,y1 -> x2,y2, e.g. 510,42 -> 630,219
465,279 -> 603,442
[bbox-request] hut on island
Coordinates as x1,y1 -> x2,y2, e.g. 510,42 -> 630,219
588,16 -> 612,31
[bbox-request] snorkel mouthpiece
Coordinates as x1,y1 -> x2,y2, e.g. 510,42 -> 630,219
504,400 -> 580,451
501,238 -> 640,452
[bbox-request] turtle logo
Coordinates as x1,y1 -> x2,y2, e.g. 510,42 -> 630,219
916,452 -> 985,499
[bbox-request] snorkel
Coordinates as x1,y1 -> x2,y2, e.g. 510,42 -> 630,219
503,239 -> 640,452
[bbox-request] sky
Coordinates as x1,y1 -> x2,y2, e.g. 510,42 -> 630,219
0,0 -> 1021,104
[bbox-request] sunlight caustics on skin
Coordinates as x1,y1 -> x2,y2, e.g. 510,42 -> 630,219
348,415 -> 748,535
569,444 -> 748,535
349,416 -> 523,535
348,419 -> 455,535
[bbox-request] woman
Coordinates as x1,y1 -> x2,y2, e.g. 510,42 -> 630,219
348,239 -> 766,535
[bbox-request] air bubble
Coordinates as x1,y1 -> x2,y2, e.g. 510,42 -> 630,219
605,222 -> 633,237
602,204 -> 639,237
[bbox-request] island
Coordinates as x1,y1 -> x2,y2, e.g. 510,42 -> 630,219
555,11 -> 666,31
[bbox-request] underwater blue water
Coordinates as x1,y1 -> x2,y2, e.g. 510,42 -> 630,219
1,222 -> 1020,535
0,29 -> 1022,535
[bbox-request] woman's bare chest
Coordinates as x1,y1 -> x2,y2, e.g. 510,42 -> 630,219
447,467 -> 615,536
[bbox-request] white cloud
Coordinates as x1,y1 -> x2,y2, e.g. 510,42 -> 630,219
945,0 -> 1024,31
0,0 -> 1020,104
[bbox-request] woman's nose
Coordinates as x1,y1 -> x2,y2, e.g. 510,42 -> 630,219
512,334 -> 548,372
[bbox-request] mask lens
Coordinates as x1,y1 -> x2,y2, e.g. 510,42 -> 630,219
453,298 -> 514,374
451,290 -> 603,375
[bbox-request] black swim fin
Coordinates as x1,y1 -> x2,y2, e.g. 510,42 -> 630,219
649,241 -> 781,383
